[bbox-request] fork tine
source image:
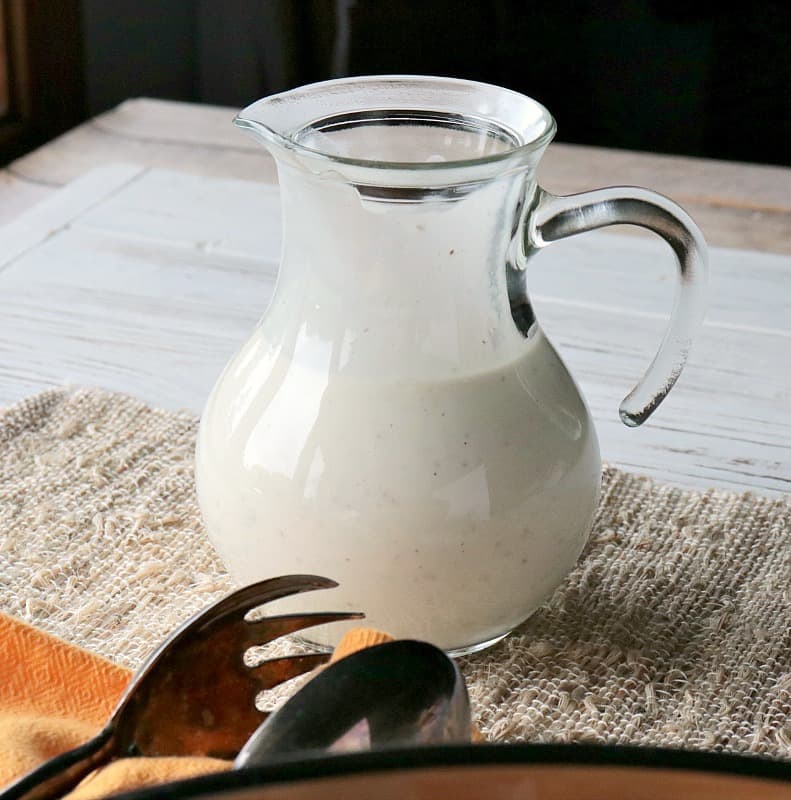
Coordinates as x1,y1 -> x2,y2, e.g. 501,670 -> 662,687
196,575 -> 342,630
249,652 -> 331,690
242,611 -> 365,645
132,576 -> 346,691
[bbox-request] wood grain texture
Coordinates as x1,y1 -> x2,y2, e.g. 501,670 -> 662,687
0,171 -> 53,227
3,98 -> 791,252
0,166 -> 788,496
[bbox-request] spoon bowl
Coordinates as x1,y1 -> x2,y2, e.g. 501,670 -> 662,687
234,639 -> 471,766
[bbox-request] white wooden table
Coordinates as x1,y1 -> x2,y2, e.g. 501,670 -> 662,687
0,99 -> 789,497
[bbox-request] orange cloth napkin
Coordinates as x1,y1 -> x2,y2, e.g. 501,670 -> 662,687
0,613 -> 395,799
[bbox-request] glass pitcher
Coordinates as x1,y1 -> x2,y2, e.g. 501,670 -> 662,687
195,76 -> 707,655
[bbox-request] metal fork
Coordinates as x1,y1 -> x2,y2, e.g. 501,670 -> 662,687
2,574 -> 363,800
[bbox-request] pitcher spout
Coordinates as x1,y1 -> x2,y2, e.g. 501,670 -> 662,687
233,112 -> 274,147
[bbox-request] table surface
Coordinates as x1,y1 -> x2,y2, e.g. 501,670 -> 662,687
0,98 -> 789,497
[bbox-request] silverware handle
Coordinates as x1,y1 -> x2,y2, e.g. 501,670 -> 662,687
0,727 -> 116,800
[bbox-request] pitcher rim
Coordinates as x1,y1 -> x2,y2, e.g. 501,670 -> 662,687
234,75 -> 557,178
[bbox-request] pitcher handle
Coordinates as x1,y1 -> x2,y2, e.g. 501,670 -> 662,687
525,186 -> 708,427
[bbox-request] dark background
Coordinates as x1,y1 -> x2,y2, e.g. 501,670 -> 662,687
4,1 -> 790,166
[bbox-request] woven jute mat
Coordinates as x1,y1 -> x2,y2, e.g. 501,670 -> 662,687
1,387 -> 788,759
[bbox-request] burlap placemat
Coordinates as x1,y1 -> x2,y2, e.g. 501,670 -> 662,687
1,387 -> 788,759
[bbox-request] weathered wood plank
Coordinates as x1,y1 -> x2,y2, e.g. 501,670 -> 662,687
539,141 -> 791,212
90,98 -> 256,149
76,168 -> 282,262
64,168 -> 791,330
0,171 -> 53,227
0,168 -> 787,496
85,99 -> 791,212
7,122 -> 277,187
0,164 -> 146,272
4,98 -> 791,252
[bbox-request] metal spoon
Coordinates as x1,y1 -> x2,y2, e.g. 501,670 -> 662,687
234,639 -> 471,766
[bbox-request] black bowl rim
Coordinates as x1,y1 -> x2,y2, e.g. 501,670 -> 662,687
113,742 -> 791,800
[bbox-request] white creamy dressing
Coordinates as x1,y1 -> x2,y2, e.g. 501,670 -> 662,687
196,324 -> 600,653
